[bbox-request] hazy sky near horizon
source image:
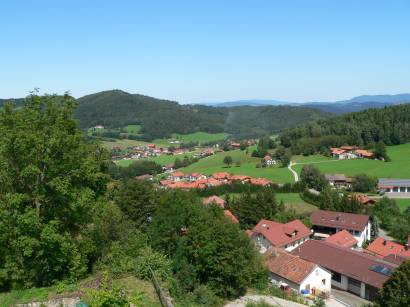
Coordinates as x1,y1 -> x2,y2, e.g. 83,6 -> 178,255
1,0 -> 410,103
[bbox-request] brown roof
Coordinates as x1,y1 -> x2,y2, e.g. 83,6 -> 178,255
311,210 -> 369,231
203,195 -> 225,208
355,149 -> 374,158
229,174 -> 251,181
292,240 -> 397,289
264,248 -> 317,285
325,230 -> 358,248
252,219 -> 311,248
330,148 -> 346,155
325,174 -> 346,182
366,237 -> 405,258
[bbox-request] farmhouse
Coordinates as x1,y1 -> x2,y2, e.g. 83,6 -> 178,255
249,219 -> 311,252
330,147 -> 357,160
311,210 -> 371,247
351,194 -> 376,205
293,240 -> 397,301
263,155 -> 276,166
378,178 -> 410,196
249,178 -> 272,187
355,149 -> 374,159
264,248 -> 331,297
203,195 -> 225,208
324,229 -> 358,249
325,174 -> 352,189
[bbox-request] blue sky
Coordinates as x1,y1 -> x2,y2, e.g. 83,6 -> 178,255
1,1 -> 409,103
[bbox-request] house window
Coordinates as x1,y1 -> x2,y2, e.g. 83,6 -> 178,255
332,272 -> 342,283
400,187 -> 406,192
322,279 -> 326,285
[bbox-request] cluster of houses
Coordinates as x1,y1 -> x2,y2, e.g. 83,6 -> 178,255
240,208 -> 410,302
159,171 -> 273,189
112,143 -> 187,161
330,146 -> 375,160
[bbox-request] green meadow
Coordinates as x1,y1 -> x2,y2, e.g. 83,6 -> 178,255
124,124 -> 141,133
116,151 -> 198,167
293,143 -> 410,179
180,149 -> 293,183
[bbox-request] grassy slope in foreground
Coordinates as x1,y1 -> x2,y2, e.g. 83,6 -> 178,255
293,143 -> 410,179
180,149 -> 293,183
0,276 -> 160,307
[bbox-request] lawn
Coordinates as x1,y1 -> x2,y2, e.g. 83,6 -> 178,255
180,149 -> 293,183
293,143 -> 410,179
101,139 -> 149,150
276,193 -> 317,214
393,198 -> 410,212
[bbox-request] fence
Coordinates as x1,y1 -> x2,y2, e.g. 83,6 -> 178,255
149,267 -> 174,307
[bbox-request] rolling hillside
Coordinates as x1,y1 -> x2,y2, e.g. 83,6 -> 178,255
75,90 -> 331,140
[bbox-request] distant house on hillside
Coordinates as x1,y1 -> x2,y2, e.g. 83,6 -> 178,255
311,210 -> 371,247
169,171 -> 185,182
325,174 -> 352,189
249,219 -> 311,252
263,155 -> 276,166
94,125 -> 104,129
264,247 -> 331,297
378,178 -> 410,196
330,147 -> 357,160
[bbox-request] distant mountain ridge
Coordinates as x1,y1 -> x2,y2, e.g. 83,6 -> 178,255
205,93 -> 410,113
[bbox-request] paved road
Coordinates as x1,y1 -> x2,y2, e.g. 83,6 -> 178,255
288,162 -> 299,182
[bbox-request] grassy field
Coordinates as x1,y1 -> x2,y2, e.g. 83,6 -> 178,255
225,192 -> 316,214
394,198 -> 410,212
124,124 -> 141,134
293,143 -> 410,179
116,151 -> 198,167
181,149 -> 293,183
275,193 -> 317,214
0,275 -> 160,307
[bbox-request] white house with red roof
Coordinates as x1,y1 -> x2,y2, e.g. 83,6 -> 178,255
249,219 -> 312,253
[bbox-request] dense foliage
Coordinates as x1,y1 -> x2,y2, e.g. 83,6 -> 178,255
0,93 -> 109,290
279,103 -> 410,154
108,160 -> 162,180
148,192 -> 267,299
300,165 -> 328,192
74,90 -> 329,139
376,260 -> 410,307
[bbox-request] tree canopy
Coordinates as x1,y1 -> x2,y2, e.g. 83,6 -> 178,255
0,93 -> 109,290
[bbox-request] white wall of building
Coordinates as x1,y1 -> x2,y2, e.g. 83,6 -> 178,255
299,266 -> 332,294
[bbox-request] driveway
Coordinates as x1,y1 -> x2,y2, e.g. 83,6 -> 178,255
288,162 -> 299,182
330,289 -> 370,307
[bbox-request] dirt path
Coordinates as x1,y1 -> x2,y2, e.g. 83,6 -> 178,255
288,162 -> 299,182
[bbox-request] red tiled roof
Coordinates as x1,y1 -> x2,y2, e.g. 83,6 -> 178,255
355,149 -> 374,158
366,237 -> 406,258
325,230 -> 358,248
171,171 -> 185,177
311,210 -> 369,231
229,174 -> 251,181
203,195 -> 225,208
264,248 -> 317,285
292,240 -> 397,289
250,178 -> 272,186
330,148 -> 346,155
160,179 -> 173,186
245,229 -> 254,237
252,219 -> 311,247
340,146 -> 356,151
353,194 -> 375,205
212,172 -> 231,180
224,210 -> 239,223
206,178 -> 224,186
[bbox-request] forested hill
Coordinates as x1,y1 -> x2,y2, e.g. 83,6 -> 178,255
74,90 -> 330,139
0,98 -> 24,108
279,103 -> 410,155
